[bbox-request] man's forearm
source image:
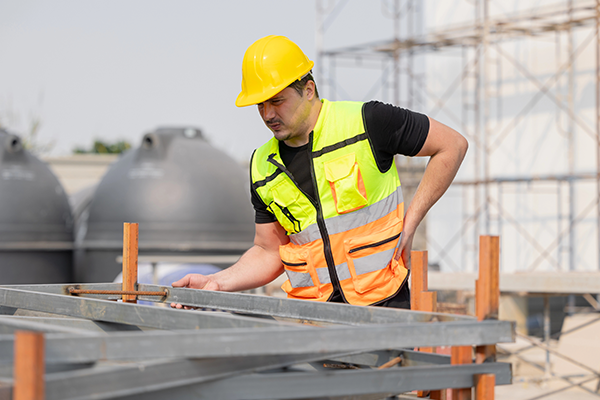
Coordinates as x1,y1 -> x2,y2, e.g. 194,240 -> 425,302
404,139 -> 468,237
209,244 -> 284,292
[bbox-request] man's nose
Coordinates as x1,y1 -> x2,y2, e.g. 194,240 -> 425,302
262,103 -> 276,120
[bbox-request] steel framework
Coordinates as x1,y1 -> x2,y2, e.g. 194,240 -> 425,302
0,283 -> 513,399
316,0 -> 600,274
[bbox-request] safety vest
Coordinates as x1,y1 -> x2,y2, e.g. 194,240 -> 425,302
250,99 -> 408,306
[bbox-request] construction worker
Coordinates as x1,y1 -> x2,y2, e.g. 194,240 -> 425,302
171,35 -> 467,309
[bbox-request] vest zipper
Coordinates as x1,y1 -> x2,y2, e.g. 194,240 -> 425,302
349,232 -> 402,254
282,260 -> 307,267
307,132 -> 346,302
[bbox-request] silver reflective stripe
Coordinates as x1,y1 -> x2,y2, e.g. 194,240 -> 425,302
316,263 -> 352,285
289,187 -> 403,246
336,262 -> 352,281
316,267 -> 330,284
352,247 -> 396,275
285,270 -> 314,288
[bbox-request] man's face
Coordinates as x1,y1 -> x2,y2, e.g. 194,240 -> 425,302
257,86 -> 312,147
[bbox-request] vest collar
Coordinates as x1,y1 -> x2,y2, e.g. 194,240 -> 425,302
312,98 -> 330,146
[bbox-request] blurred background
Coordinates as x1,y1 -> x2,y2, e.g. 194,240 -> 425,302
1,1 -> 600,398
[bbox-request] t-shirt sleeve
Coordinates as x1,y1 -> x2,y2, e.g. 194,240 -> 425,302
251,184 -> 277,224
363,100 -> 430,172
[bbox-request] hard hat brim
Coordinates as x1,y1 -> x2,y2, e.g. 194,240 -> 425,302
235,61 -> 315,107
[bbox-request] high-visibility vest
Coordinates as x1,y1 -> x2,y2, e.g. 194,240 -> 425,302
250,99 -> 408,306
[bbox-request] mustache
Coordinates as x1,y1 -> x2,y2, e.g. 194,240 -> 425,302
266,118 -> 283,125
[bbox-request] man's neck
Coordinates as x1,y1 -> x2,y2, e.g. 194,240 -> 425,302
283,99 -> 323,147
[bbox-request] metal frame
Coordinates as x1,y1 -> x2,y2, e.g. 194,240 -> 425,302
317,0 -> 600,275
0,283 -> 514,399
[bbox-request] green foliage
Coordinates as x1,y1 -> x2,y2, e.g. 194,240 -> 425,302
73,140 -> 131,154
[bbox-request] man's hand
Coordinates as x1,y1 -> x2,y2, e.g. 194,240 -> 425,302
394,231 -> 414,270
169,274 -> 220,309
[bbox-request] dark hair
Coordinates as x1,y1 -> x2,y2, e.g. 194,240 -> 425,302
287,72 -> 319,99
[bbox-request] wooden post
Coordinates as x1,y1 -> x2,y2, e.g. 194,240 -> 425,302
410,250 -> 428,311
450,346 -> 473,400
122,222 -> 139,303
475,374 -> 495,400
476,236 -> 499,364
411,251 -> 444,399
13,331 -> 44,400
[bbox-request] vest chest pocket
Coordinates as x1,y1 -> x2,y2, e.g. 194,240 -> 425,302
324,153 -> 367,215
279,243 -> 320,299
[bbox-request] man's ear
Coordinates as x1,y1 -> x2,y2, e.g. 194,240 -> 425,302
305,80 -> 316,101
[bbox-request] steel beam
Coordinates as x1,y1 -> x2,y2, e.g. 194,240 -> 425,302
146,284 -> 472,323
322,349 -> 451,368
0,317 -> 147,335
0,319 -> 513,364
1,283 -> 473,324
0,353 -> 356,400
110,362 -> 512,400
0,287 -> 296,331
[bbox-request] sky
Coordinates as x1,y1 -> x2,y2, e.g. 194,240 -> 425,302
0,0 -> 400,162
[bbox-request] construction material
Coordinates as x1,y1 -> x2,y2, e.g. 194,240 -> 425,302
410,250 -> 443,399
0,227 -> 513,399
476,236 -> 500,365
451,346 -> 473,400
121,223 -> 138,303
13,330 -> 44,400
68,289 -> 167,297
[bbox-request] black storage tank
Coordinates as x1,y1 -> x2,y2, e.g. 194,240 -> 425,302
75,127 -> 255,282
0,129 -> 73,283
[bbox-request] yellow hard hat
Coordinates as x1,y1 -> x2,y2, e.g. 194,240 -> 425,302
236,35 -> 315,107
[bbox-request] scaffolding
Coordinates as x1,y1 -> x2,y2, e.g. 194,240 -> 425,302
316,0 -> 600,274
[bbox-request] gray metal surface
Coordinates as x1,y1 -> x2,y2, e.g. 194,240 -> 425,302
0,316 -> 146,334
156,284 -> 473,324
0,282 -> 515,399
109,363 -> 512,400
0,129 -> 73,284
0,319 -> 512,365
0,287 -> 293,331
2,282 -> 473,323
75,127 -> 255,282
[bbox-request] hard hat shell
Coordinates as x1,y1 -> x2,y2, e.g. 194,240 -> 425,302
236,35 -> 314,107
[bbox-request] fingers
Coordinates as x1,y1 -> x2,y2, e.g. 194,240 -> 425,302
169,302 -> 196,310
171,274 -> 192,288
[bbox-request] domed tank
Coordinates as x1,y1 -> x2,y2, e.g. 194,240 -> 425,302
75,127 -> 255,282
0,129 -> 73,283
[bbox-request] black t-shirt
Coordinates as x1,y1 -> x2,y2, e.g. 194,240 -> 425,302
250,100 -> 430,223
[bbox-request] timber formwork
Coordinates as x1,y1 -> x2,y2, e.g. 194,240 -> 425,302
0,227 -> 513,399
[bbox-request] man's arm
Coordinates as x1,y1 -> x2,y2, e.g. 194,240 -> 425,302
170,221 -> 288,308
395,117 -> 468,266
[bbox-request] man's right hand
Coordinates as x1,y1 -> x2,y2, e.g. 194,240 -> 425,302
169,273 -> 220,309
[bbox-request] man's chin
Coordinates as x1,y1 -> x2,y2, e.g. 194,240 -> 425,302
273,131 -> 289,141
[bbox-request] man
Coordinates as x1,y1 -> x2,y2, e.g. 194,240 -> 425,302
171,35 -> 467,309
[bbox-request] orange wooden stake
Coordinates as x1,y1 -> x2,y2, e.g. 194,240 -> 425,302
476,236 -> 499,364
122,222 -> 139,303
13,330 -> 45,400
410,250 -> 428,311
450,346 -> 473,400
475,374 -> 495,400
410,251 -> 444,399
